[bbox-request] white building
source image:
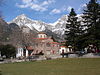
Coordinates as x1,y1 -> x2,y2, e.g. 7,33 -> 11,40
59,46 -> 73,54
38,32 -> 47,38
16,47 -> 29,58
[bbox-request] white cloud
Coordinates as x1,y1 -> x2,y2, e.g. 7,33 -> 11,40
31,4 -> 47,11
82,4 -> 87,7
41,1 -> 49,6
16,0 -> 55,12
48,0 -> 55,4
50,9 -> 61,14
77,4 -> 87,13
32,0 -> 39,3
16,3 -> 33,8
41,0 -> 55,6
22,0 -> 32,4
50,5 -> 69,14
67,6 -> 72,12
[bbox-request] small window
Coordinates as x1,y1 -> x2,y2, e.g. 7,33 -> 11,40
46,43 -> 50,47
41,35 -> 42,38
36,43 -> 38,46
40,43 -> 42,47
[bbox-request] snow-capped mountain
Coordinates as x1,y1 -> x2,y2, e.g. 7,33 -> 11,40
9,14 -> 82,36
9,14 -> 52,32
51,15 -> 68,35
51,14 -> 83,35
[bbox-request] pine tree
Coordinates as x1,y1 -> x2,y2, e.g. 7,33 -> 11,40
82,0 -> 100,49
65,8 -> 82,51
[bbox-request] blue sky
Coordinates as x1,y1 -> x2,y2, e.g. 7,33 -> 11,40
0,0 -> 95,23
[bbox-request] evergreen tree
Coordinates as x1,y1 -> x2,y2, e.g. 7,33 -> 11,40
65,8 -> 82,51
0,44 -> 16,58
82,0 -> 100,49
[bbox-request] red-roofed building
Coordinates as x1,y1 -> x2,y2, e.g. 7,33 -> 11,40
32,32 -> 60,55
16,32 -> 60,58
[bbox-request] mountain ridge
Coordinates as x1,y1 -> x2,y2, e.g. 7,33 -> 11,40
8,14 -> 83,37
8,14 -> 68,36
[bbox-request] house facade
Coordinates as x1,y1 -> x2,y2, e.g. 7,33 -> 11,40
16,47 -> 29,58
16,32 -> 60,58
33,32 -> 60,55
59,46 -> 73,54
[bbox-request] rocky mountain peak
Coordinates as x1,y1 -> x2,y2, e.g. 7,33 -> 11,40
9,14 -> 47,31
9,14 -> 82,37
17,14 -> 27,19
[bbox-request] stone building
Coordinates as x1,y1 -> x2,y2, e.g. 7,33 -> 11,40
32,32 -> 60,55
16,32 -> 60,58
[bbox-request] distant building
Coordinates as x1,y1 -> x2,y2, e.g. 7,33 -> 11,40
16,46 -> 29,58
33,32 -> 60,55
16,32 -> 60,58
59,46 -> 73,54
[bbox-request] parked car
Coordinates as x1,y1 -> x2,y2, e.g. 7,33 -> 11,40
75,50 -> 86,56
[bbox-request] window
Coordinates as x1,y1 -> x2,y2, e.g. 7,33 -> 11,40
41,35 -> 42,38
46,43 -> 50,47
40,43 -> 42,47
36,43 -> 38,46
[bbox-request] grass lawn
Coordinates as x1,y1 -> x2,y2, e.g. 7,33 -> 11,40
0,58 -> 100,75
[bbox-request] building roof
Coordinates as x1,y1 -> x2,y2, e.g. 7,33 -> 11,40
50,42 -> 60,44
33,38 -> 48,40
38,32 -> 46,34
60,46 -> 67,48
26,46 -> 33,50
